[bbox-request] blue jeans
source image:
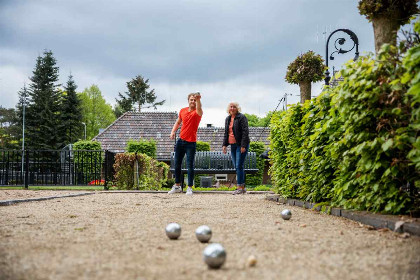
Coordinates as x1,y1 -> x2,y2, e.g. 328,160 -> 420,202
174,139 -> 196,187
230,144 -> 249,186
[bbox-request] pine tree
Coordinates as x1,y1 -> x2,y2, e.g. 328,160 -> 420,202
26,50 -> 62,149
60,74 -> 83,145
115,75 -> 165,115
14,85 -> 29,147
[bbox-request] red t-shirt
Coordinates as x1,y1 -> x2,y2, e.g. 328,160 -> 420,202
179,107 -> 202,142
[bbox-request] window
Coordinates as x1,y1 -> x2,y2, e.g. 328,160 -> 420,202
215,174 -> 228,181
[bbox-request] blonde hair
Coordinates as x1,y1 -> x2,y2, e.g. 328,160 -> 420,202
227,102 -> 241,115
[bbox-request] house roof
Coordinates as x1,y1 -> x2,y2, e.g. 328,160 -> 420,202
93,111 -> 270,160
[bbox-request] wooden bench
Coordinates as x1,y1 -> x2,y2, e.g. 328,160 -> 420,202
169,151 -> 259,189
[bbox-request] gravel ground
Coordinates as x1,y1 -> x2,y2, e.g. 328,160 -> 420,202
0,190 -> 92,201
0,191 -> 419,280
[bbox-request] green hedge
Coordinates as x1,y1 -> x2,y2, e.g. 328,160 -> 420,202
269,31 -> 420,214
126,139 -> 157,159
246,141 -> 266,186
194,141 -> 211,187
113,153 -> 169,190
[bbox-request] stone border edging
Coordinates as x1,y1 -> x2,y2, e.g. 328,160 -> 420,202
265,194 -> 420,237
0,192 -> 96,206
102,190 -> 275,194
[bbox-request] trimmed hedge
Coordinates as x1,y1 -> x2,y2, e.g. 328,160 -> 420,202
269,31 -> 420,214
246,141 -> 265,186
126,139 -> 157,159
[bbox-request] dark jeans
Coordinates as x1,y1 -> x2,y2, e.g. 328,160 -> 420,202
174,138 -> 196,187
230,143 -> 249,186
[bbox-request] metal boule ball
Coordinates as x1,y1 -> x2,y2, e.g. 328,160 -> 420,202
203,243 -> 226,269
281,209 -> 292,220
195,225 -> 212,243
165,223 -> 181,239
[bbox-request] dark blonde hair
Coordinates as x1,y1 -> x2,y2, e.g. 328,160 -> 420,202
188,92 -> 199,101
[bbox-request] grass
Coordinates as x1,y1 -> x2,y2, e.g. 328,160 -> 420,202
0,186 -> 104,191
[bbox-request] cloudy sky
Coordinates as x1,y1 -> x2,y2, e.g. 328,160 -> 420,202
0,0 -> 404,127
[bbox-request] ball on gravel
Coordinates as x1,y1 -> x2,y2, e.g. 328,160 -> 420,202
281,209 -> 292,220
165,223 -> 181,239
203,243 -> 226,269
247,255 -> 257,267
195,225 -> 212,243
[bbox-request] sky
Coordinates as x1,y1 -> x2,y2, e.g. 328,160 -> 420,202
0,0 -> 411,127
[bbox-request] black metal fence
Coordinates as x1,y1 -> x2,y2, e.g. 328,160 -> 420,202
0,150 -> 115,188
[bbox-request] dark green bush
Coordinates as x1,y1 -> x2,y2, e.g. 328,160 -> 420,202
126,139 -> 157,159
269,30 -> 420,214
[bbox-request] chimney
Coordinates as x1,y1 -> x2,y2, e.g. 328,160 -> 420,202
207,124 -> 213,128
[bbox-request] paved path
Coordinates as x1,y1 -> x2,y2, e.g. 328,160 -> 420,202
0,191 -> 419,280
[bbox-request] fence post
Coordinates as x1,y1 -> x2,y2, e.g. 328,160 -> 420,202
104,150 -> 109,190
24,150 -> 29,189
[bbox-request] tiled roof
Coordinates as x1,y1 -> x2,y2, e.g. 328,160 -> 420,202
93,112 -> 270,160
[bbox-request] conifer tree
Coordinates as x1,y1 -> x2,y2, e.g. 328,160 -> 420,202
60,74 -> 83,145
115,75 -> 165,116
26,50 -> 62,149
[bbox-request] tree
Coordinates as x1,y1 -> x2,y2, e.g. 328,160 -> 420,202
244,112 -> 273,127
79,85 -> 116,139
115,75 -> 165,116
285,51 -> 326,103
25,50 -> 62,149
0,107 -> 19,149
358,0 -> 419,54
60,74 -> 83,145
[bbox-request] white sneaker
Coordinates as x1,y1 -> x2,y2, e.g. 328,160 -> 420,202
186,187 -> 193,195
168,185 -> 182,194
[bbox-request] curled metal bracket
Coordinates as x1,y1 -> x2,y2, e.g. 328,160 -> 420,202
325,29 -> 359,85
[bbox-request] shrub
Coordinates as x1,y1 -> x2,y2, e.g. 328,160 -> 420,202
113,153 -> 169,190
270,36 -> 419,214
73,140 -> 103,183
246,142 -> 266,186
126,139 -> 157,159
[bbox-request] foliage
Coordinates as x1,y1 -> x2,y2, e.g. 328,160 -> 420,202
196,141 -> 211,152
285,51 -> 326,84
126,139 -> 157,159
253,185 -> 272,191
246,142 -> 266,186
115,75 -> 165,117
25,50 -> 63,149
358,0 -> 419,25
270,39 -> 420,214
194,141 -> 211,187
78,85 -> 116,139
73,140 -> 102,151
60,74 -> 83,144
0,106 -> 19,149
244,112 -> 273,127
113,153 -> 169,190
73,140 -> 103,183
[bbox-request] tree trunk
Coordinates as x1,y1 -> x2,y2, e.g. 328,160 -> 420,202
372,16 -> 400,54
299,81 -> 311,103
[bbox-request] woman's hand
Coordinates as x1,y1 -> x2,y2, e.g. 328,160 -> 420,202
241,147 -> 246,153
222,146 -> 227,154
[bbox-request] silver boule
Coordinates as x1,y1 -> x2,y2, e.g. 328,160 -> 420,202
203,243 -> 226,269
195,225 -> 212,243
281,209 -> 292,220
165,223 -> 181,239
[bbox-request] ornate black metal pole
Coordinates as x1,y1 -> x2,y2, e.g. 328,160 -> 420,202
325,29 -> 359,85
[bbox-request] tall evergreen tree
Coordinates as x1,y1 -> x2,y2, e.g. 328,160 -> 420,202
14,84 -> 29,148
115,75 -> 165,116
60,74 -> 83,145
26,50 -> 62,149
